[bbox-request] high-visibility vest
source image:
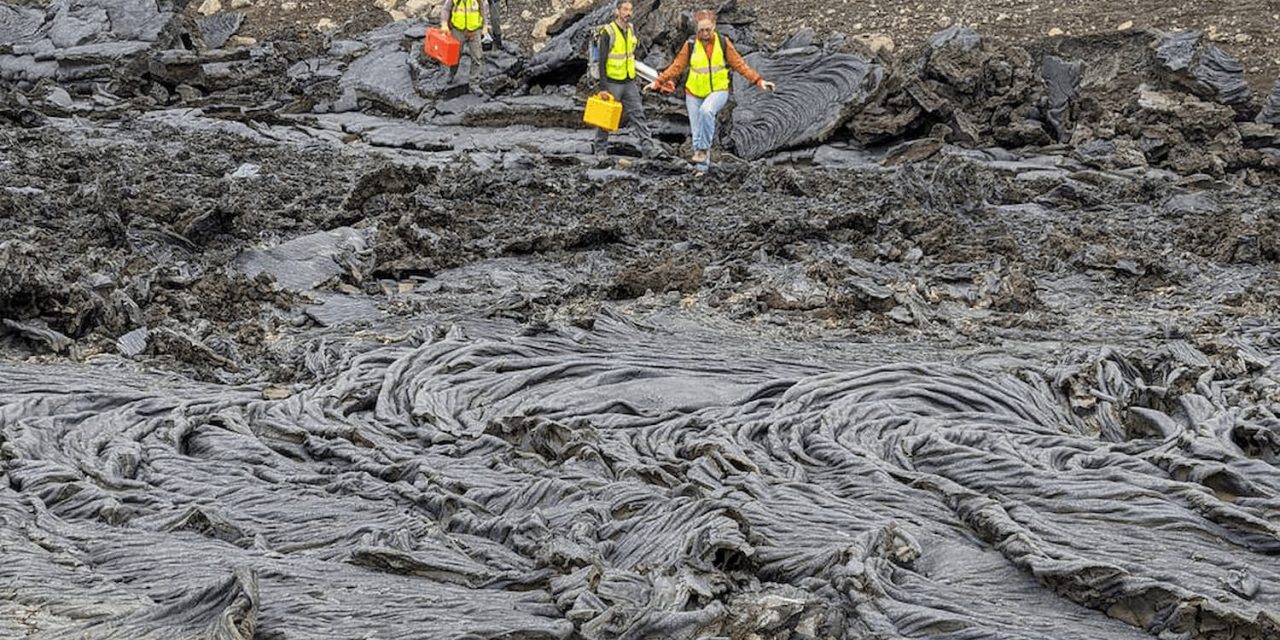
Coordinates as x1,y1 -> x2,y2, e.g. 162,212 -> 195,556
604,22 -> 637,81
686,34 -> 730,98
451,0 -> 483,31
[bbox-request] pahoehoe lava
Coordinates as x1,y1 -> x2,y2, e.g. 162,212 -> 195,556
2,0 -> 1280,638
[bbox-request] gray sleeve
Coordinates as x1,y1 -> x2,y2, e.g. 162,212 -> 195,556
597,28 -> 611,84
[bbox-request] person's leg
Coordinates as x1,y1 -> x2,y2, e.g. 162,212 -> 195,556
617,82 -> 653,145
686,94 -> 704,151
697,90 -> 730,150
594,124 -> 609,155
446,27 -> 466,84
487,0 -> 503,47
594,81 -> 624,155
466,33 -> 484,89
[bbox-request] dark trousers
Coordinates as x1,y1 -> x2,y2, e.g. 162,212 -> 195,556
487,0 -> 503,47
595,79 -> 654,147
447,27 -> 485,87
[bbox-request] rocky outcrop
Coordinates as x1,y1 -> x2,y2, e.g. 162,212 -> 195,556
0,0 -> 189,89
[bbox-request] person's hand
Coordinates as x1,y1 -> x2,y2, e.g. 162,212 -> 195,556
645,80 -> 674,93
440,19 -> 448,31
758,79 -> 776,92
599,91 -> 615,101
482,25 -> 491,36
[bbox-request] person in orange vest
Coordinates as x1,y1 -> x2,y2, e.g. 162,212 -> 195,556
439,0 -> 492,95
650,10 -> 775,166
592,1 -> 664,160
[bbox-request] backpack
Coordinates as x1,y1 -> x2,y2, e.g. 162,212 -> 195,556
587,26 -> 605,80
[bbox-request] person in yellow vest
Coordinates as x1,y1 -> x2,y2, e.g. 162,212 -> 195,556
592,1 -> 663,160
439,0 -> 491,95
651,10 -> 775,166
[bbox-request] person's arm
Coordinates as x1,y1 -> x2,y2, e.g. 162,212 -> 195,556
439,0 -> 451,28
724,37 -> 765,87
479,0 -> 489,27
655,41 -> 692,86
597,28 -> 612,85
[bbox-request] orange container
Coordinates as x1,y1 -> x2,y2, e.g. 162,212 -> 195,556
424,27 -> 461,66
583,92 -> 622,132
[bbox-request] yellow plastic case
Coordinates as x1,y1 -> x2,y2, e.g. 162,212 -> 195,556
583,92 -> 623,132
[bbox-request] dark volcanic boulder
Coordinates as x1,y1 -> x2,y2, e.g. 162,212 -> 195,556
1041,55 -> 1081,143
1259,79 -> 1280,125
730,44 -> 883,160
1155,31 -> 1251,106
523,1 -> 630,83
848,26 -> 1045,147
196,11 -> 243,50
1194,44 -> 1251,105
0,0 -> 183,88
339,24 -> 428,116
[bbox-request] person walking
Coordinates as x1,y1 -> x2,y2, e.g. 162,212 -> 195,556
592,1 -> 663,159
650,10 -> 775,167
486,0 -> 504,48
439,0 -> 491,95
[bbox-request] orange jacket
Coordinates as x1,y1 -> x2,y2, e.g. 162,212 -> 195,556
655,35 -> 764,96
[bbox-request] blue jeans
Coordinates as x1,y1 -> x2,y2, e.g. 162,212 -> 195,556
686,90 -> 730,151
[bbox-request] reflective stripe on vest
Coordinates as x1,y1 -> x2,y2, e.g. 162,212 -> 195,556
451,0 -> 483,31
605,22 -> 637,81
686,34 -> 729,98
